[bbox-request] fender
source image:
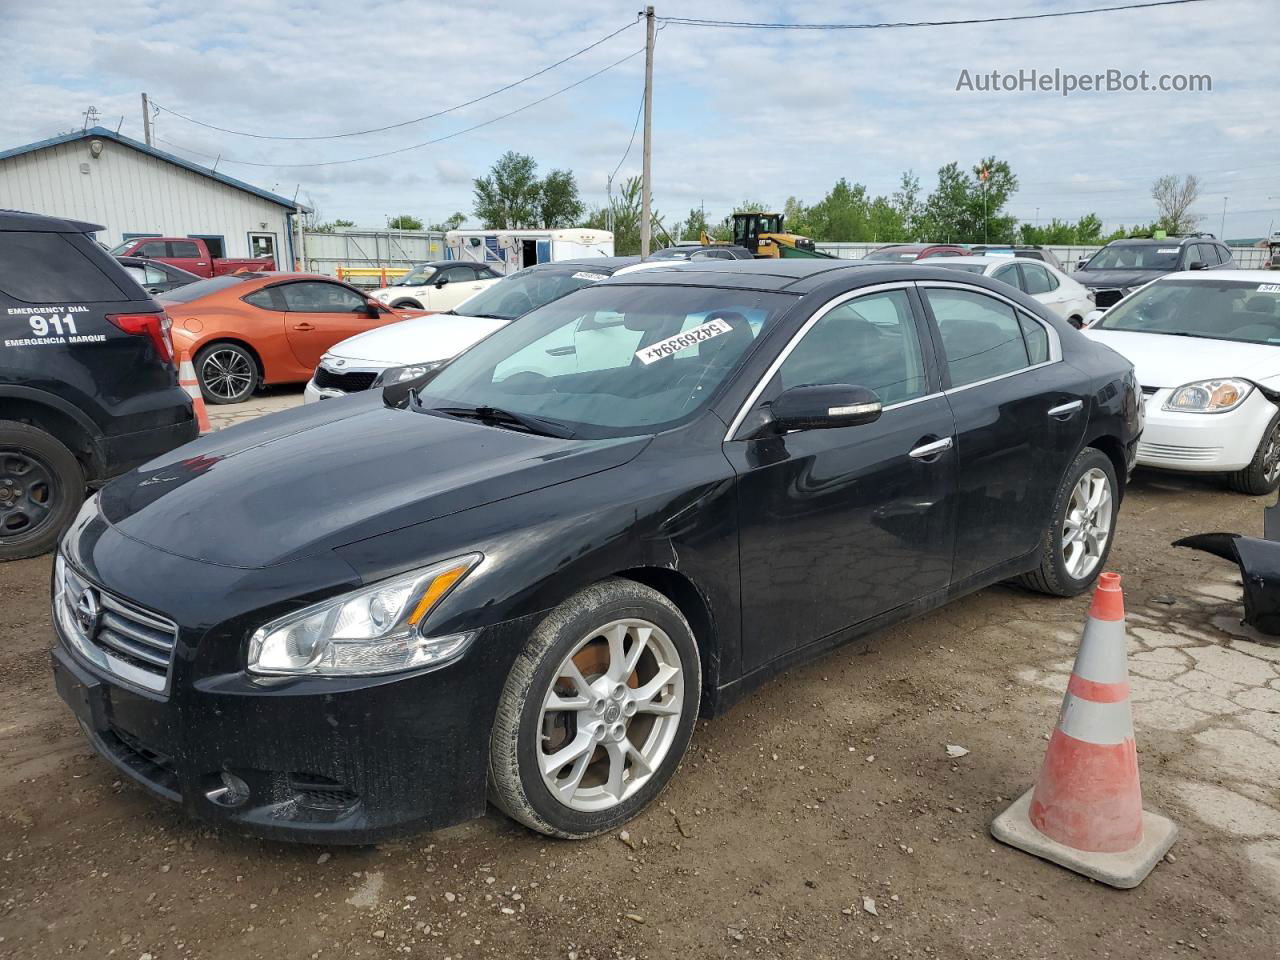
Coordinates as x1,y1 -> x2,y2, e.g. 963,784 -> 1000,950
0,383 -> 107,473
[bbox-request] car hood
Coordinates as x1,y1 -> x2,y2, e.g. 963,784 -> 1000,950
1073,269 -> 1163,289
1083,328 -> 1280,388
323,312 -> 509,366
97,395 -> 648,569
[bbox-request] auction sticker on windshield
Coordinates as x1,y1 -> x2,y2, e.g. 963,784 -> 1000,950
1259,284 -> 1280,294
635,317 -> 733,365
572,272 -> 609,282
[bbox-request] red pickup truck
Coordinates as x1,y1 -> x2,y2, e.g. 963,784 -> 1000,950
108,237 -> 275,277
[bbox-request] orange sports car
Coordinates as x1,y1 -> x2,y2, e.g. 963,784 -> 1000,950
160,273 -> 420,404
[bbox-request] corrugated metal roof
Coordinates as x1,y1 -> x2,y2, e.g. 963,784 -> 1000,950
0,127 -> 308,211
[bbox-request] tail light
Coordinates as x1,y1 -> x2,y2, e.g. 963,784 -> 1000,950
107,312 -> 175,366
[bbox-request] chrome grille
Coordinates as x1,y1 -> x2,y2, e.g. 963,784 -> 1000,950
55,556 -> 177,693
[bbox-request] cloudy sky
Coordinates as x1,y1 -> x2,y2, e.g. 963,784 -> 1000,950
2,0 -> 1277,238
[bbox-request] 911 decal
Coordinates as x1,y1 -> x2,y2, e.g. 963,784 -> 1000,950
3,308 -> 104,348
635,318 -> 732,365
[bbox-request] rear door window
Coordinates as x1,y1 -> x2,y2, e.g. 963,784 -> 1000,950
925,288 -> 1035,388
168,240 -> 201,258
1021,263 -> 1057,294
991,263 -> 1024,291
0,231 -> 128,303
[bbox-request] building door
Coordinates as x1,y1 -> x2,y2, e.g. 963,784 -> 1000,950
249,232 -> 277,267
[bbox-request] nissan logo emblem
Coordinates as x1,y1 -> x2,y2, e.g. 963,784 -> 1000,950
74,587 -> 101,636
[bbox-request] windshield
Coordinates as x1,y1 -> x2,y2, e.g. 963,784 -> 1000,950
417,284 -> 796,438
157,274 -> 249,304
648,248 -> 692,260
108,240 -> 138,255
1095,280 -> 1280,345
1085,244 -> 1180,271
453,267 -> 612,321
395,264 -> 438,286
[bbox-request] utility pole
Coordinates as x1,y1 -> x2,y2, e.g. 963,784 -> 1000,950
141,92 -> 153,147
1220,196 -> 1228,239
639,5 -> 655,258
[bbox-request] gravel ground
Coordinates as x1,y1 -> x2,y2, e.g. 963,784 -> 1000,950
1,429 -> 1278,958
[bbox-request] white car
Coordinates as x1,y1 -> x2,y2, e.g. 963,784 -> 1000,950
371,261 -> 503,312
1083,270 -> 1280,493
305,257 -> 665,402
926,255 -> 1095,327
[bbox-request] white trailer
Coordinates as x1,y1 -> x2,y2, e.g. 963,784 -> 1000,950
446,228 -> 614,275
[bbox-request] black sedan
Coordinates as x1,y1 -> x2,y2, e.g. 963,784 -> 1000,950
51,259 -> 1141,842
115,256 -> 202,296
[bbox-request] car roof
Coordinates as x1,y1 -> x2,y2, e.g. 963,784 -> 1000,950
0,208 -> 103,233
924,255 -> 1019,266
523,256 -> 643,274
600,257 -> 1017,295
1108,237 -> 1202,246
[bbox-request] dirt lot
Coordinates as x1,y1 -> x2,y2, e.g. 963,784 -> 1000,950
2,426 -> 1279,958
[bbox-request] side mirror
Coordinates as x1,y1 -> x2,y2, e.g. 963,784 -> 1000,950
365,299 -> 383,317
435,276 -> 449,288
769,384 -> 882,433
1082,309 -> 1104,327
1188,260 -> 1206,271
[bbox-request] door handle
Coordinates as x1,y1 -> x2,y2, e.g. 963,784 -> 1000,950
909,436 -> 953,459
1048,400 -> 1083,419
292,322 -> 316,331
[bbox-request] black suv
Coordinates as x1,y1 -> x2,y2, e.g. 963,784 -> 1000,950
1075,234 -> 1236,308
1,210 -> 197,559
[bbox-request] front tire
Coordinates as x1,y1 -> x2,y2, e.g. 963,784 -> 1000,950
0,422 -> 84,561
1018,447 -> 1118,597
489,579 -> 701,838
195,343 -> 258,404
1227,413 -> 1280,496
390,299 -> 423,311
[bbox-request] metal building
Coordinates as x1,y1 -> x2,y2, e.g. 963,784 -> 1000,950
0,126 -> 304,268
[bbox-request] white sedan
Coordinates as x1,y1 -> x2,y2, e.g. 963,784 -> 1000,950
1084,270 -> 1280,494
371,261 -> 503,312
925,255 -> 1095,327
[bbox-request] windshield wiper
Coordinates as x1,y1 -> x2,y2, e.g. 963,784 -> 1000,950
428,404 -> 574,438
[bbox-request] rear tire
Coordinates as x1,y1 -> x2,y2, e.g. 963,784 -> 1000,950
1227,413 -> 1280,496
391,299 -> 423,310
1018,447 -> 1118,597
0,421 -> 84,561
195,342 -> 258,405
489,579 -> 701,839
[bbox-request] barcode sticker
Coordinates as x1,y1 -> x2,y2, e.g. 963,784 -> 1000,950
635,318 -> 733,365
572,272 -> 609,282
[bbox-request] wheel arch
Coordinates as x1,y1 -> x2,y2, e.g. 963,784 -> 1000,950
612,565 -> 719,716
1084,433 -> 1127,501
0,388 -> 106,482
391,298 -> 424,310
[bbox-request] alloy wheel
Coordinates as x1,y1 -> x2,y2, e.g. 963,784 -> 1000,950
1061,466 -> 1113,580
200,349 -> 254,401
0,450 -> 56,540
537,619 -> 684,812
1263,424 -> 1280,484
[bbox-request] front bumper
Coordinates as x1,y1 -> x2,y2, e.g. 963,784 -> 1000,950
1135,387 -> 1276,474
51,573 -> 536,844
303,358 -> 392,404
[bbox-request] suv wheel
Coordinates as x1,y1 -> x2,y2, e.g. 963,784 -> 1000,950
196,343 -> 258,404
489,579 -> 701,838
1018,447 -> 1118,597
0,421 -> 85,561
1228,413 -> 1280,496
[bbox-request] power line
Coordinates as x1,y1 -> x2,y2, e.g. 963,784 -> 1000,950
657,0 -> 1210,30
156,47 -> 644,168
151,19 -> 639,141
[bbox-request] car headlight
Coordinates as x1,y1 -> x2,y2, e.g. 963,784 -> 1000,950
371,359 -> 446,387
375,292 -> 392,303
247,554 -> 481,676
1163,378 -> 1254,414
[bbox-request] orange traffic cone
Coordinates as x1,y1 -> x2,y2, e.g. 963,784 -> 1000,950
178,348 -> 212,435
991,573 -> 1177,888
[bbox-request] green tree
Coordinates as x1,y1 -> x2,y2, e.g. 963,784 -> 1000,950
429,212 -> 467,232
581,176 -> 667,255
473,151 -> 542,229
680,206 -> 710,241
782,196 -> 812,237
919,157 -> 1018,243
387,215 -> 423,230
1151,174 -> 1202,234
891,172 -> 923,240
539,169 -> 584,228
808,179 -> 871,241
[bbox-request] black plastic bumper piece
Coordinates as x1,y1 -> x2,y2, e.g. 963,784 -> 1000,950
1174,503 -> 1280,636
